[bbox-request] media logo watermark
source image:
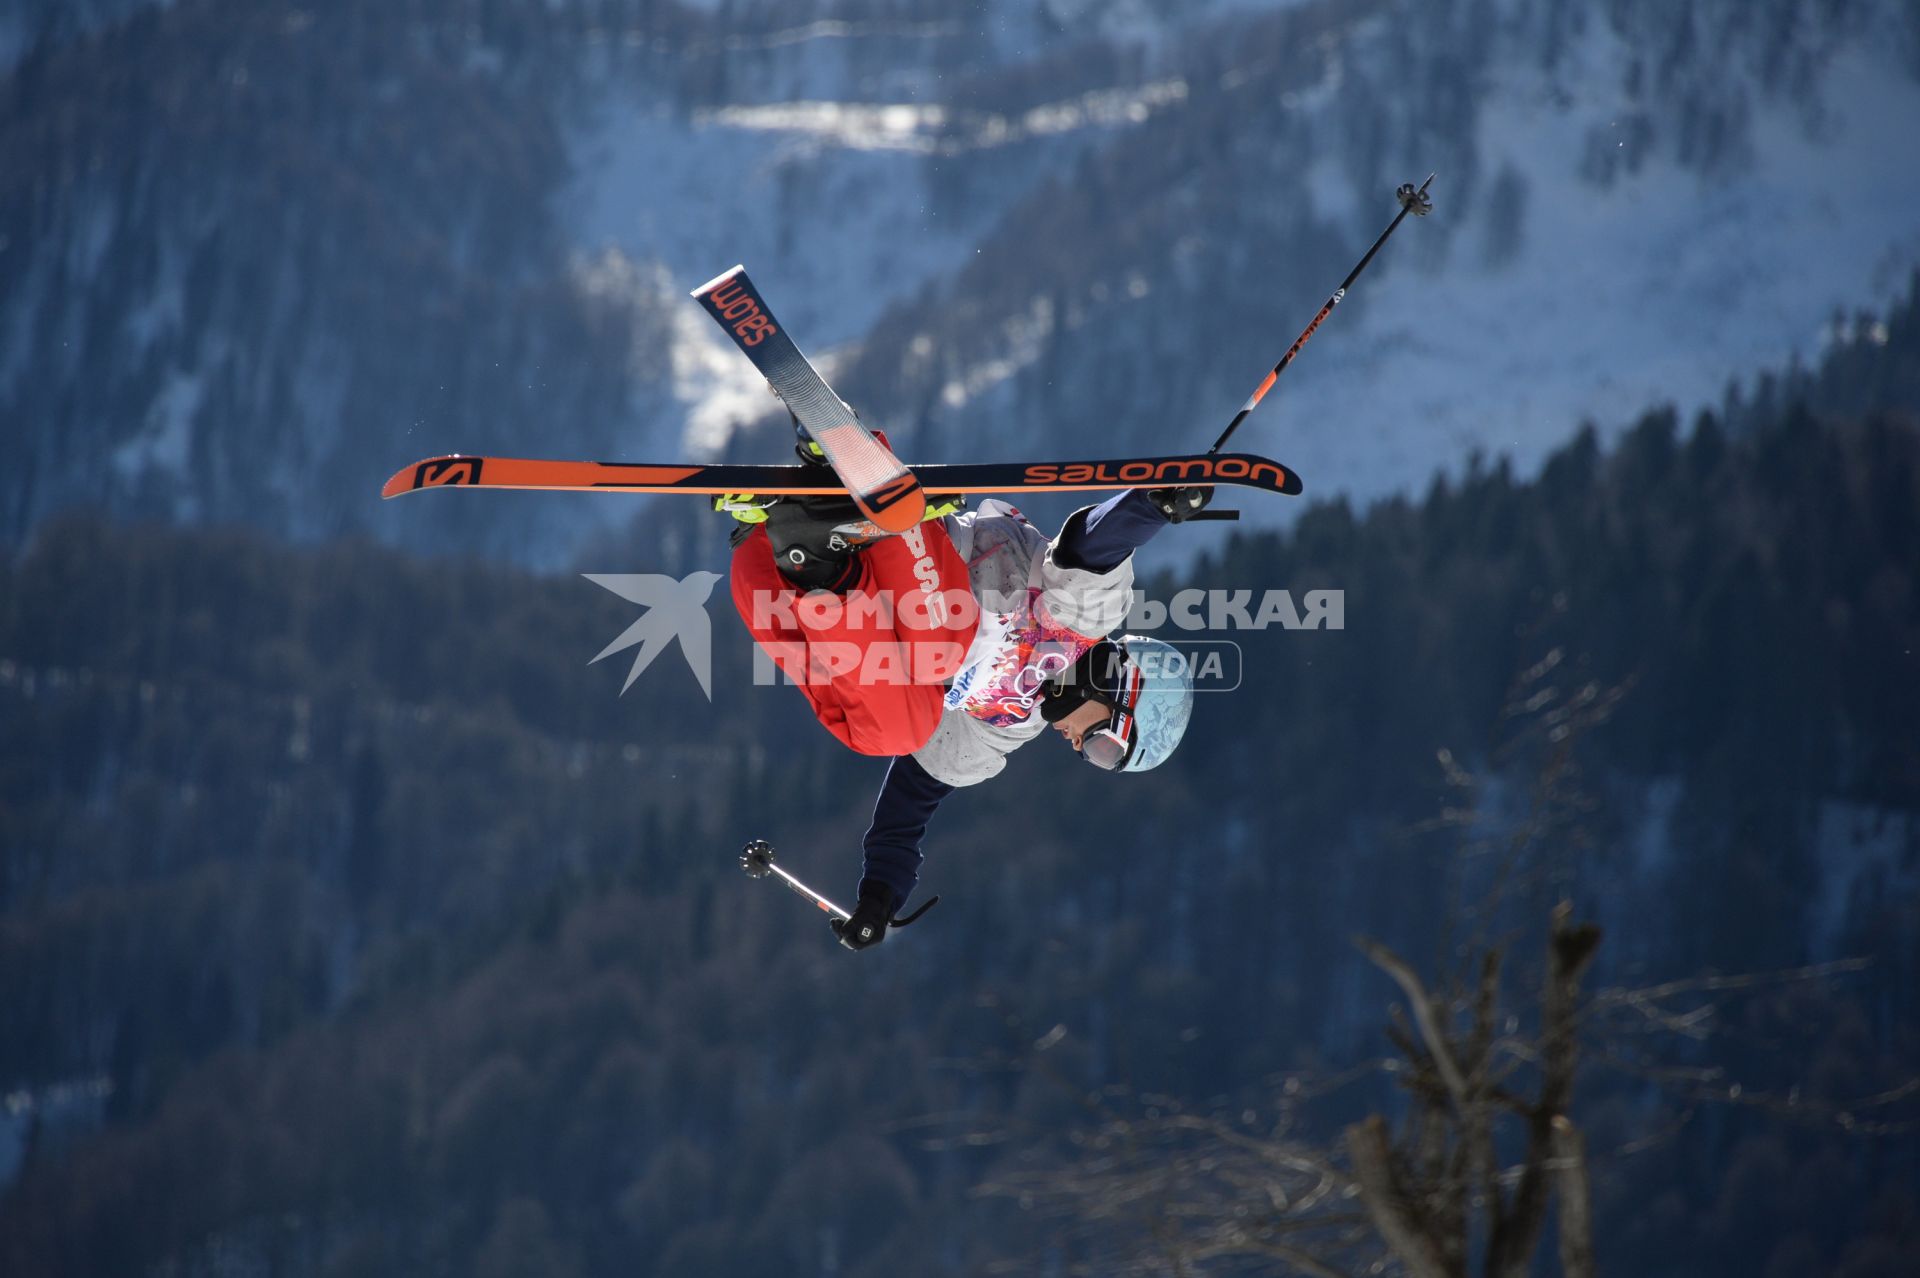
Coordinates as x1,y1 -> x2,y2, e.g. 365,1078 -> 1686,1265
587,574 -> 1342,696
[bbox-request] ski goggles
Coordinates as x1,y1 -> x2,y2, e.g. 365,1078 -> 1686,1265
1078,657 -> 1144,772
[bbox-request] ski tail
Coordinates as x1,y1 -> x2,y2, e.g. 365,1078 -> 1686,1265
691,266 -> 926,534
379,456 -> 708,499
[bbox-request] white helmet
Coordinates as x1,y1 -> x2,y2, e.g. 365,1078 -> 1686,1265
1041,637 -> 1195,772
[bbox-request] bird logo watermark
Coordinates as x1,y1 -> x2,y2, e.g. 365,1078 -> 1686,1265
584,571 -> 722,699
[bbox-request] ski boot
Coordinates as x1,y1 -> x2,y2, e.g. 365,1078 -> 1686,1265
712,404 -> 966,589
707,407 -> 863,589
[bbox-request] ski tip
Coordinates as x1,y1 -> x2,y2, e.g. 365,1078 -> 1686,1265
1193,454 -> 1303,497
690,264 -> 748,299
380,465 -> 419,499
381,455 -> 478,499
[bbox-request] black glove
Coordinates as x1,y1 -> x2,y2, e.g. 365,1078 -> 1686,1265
1147,485 -> 1214,523
831,880 -> 899,952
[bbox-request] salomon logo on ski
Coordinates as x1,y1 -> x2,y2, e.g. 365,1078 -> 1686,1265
1021,457 -> 1292,488
412,457 -> 483,488
703,276 -> 777,347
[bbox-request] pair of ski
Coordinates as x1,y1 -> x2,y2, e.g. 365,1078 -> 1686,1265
380,265 -> 1303,517
386,174 -> 1438,517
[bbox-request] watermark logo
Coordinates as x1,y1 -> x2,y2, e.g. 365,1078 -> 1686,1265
1124,588 -> 1343,632
585,571 -> 722,699
1128,638 -> 1242,692
585,574 -> 1343,696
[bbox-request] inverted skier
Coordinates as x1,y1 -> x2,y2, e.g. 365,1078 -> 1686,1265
718,412 -> 1212,951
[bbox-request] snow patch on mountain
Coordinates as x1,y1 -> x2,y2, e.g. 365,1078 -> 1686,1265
568,60 -> 1194,350
713,18 -> 964,56
1027,0 -> 1315,52
567,66 -> 1198,457
123,259 -> 184,357
1812,801 -> 1918,958
567,93 -> 978,349
671,288 -> 788,456
0,1076 -> 113,1193
701,99 -> 950,152
699,77 -> 1188,153
112,371 -> 201,482
562,246 -> 789,459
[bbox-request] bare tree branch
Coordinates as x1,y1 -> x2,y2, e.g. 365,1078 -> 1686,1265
1586,957 -> 1871,1012
1552,1116 -> 1595,1278
1345,1115 -> 1457,1278
1355,936 -> 1472,1109
1489,903 -> 1599,1278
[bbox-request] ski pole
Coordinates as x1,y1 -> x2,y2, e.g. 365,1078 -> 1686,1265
739,839 -> 941,933
1209,174 -> 1434,455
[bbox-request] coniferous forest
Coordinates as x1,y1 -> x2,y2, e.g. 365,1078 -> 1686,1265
3,279 -> 1917,1276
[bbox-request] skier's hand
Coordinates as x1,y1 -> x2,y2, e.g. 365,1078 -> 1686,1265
1147,485 -> 1213,523
831,880 -> 899,952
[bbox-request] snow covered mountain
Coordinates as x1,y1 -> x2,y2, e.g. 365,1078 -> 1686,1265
814,0 -> 1920,500
4,0 -> 1918,558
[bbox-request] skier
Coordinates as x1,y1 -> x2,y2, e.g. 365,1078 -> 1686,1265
719,414 -> 1212,950
386,184 -> 1434,948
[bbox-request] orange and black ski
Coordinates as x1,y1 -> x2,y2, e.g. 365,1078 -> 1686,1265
380,452 -> 1303,500
691,265 -> 926,533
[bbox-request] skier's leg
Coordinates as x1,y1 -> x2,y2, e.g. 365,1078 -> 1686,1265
729,559 -> 939,757
729,523 -> 975,756
853,522 -> 977,685
788,522 -> 976,751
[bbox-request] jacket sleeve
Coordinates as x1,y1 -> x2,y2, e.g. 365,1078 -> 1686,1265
1052,489 -> 1172,574
860,752 -> 956,907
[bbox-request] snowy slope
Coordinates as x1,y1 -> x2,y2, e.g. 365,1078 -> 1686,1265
564,29 -> 1204,458
1262,38 -> 1920,505
559,0 -> 1920,520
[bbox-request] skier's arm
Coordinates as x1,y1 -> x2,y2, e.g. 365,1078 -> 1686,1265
1052,489 -> 1173,573
859,753 -> 955,907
